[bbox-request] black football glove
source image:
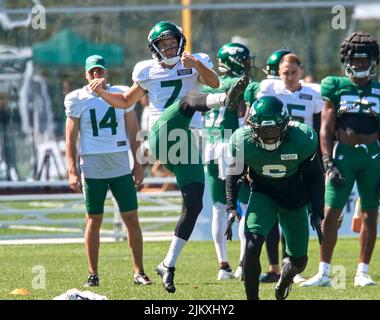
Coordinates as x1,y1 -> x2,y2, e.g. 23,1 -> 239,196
322,155 -> 345,187
225,209 -> 241,241
310,211 -> 324,245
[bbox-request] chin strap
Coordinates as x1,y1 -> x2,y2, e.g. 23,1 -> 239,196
162,56 -> 180,66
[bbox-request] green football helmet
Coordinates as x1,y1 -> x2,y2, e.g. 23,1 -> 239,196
247,96 -> 290,151
217,43 -> 255,77
263,48 -> 293,78
148,21 -> 186,65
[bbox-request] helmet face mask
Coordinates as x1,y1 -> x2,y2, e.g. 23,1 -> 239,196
247,96 -> 290,151
340,31 -> 379,80
217,43 -> 255,77
148,21 -> 186,66
344,55 -> 376,79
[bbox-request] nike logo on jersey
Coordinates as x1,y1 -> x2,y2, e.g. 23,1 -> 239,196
309,130 -> 314,140
177,69 -> 192,76
299,93 -> 312,100
281,154 -> 298,160
372,153 -> 379,159
117,141 -> 127,147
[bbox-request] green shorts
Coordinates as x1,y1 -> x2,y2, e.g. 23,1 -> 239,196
148,102 -> 204,188
83,173 -> 138,214
206,162 -> 250,205
246,191 -> 309,257
325,141 -> 380,211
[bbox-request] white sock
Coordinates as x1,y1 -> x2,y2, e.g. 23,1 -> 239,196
206,93 -> 226,109
163,236 -> 186,268
211,202 -> 228,263
357,263 -> 369,275
319,262 -> 331,276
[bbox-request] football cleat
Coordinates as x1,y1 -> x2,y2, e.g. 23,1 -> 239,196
134,272 -> 153,285
83,273 -> 99,287
217,268 -> 236,280
293,274 -> 307,284
275,276 -> 293,300
156,261 -> 176,293
299,273 -> 332,287
354,272 -> 376,287
223,75 -> 249,110
260,272 -> 281,283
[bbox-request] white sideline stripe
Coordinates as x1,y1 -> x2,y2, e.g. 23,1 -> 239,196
5,221 -> 179,233
0,217 -> 179,227
0,177 -> 177,188
0,233 -> 174,245
0,205 -> 181,215
0,191 -> 181,201
6,225 -> 83,233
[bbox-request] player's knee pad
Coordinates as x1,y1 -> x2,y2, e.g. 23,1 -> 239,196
181,182 -> 204,215
282,255 -> 308,279
289,255 -> 308,271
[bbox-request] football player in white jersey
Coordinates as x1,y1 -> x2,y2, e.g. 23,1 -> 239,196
256,53 -> 323,284
89,21 -> 218,131
65,55 -> 151,288
88,21 -> 225,293
258,53 -> 323,127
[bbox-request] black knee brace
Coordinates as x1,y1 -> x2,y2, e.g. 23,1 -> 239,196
179,91 -> 210,118
243,233 -> 265,300
174,182 -> 204,240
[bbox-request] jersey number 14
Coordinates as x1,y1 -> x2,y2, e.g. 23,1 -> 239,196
90,107 -> 118,136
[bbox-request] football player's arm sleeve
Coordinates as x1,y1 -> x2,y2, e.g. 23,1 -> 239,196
226,162 -> 247,212
301,152 -> 325,219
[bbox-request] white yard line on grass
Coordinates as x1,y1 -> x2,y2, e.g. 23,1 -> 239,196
0,231 -> 174,245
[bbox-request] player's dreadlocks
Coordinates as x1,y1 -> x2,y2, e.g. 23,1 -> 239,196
340,31 -> 379,78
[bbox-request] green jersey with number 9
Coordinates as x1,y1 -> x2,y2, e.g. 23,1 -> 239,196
132,53 -> 213,130
230,121 -> 318,206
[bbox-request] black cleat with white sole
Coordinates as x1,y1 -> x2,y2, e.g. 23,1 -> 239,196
156,262 -> 176,293
275,276 -> 293,300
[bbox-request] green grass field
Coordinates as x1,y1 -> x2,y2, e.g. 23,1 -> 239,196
1,238 -> 379,300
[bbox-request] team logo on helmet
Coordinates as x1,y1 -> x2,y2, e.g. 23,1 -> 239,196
247,96 -> 290,151
148,21 -> 186,66
217,43 -> 255,77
